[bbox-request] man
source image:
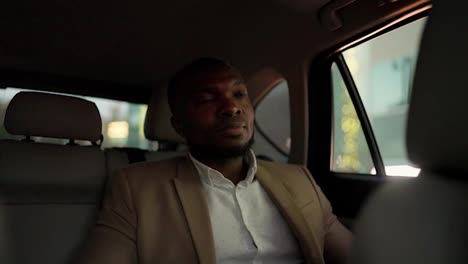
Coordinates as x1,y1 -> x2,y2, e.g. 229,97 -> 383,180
78,58 -> 352,264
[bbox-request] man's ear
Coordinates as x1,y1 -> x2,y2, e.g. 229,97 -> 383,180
170,115 -> 184,137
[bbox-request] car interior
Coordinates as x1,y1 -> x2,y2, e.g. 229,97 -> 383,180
3,0 -> 464,263
350,1 -> 468,263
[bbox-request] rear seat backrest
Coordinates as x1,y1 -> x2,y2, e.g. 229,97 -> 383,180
0,91 -> 109,264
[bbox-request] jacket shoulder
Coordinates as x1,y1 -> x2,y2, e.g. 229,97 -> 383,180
257,160 -> 316,194
257,160 -> 306,174
117,156 -> 186,182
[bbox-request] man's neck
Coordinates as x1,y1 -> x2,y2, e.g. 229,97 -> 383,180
193,154 -> 248,185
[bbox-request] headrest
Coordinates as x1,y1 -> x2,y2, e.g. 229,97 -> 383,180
407,1 -> 468,172
144,86 -> 185,143
5,91 -> 102,142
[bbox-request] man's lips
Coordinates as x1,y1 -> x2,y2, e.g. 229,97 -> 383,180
217,122 -> 247,136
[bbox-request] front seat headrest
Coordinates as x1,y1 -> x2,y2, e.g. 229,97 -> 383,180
407,2 -> 468,173
4,91 -> 102,142
144,86 -> 186,144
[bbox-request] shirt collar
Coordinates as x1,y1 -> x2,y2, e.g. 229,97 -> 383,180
188,149 -> 258,187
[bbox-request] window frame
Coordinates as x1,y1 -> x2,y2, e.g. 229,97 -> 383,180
332,57 -> 385,176
309,4 -> 431,180
327,8 -> 432,179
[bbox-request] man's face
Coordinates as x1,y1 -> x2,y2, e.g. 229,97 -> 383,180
172,65 -> 254,159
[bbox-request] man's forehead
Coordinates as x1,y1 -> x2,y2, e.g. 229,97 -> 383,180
184,65 -> 244,86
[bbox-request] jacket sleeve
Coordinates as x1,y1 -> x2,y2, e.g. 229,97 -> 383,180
76,169 -> 138,264
301,167 -> 352,264
300,167 -> 337,231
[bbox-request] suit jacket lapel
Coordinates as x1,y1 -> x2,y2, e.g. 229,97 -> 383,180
173,158 -> 216,264
255,165 -> 325,264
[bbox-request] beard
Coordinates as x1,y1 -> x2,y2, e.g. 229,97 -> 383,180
188,135 -> 255,161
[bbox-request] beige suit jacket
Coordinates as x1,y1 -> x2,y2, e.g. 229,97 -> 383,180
78,157 -> 335,264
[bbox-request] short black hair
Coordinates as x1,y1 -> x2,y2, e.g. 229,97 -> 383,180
167,57 -> 234,114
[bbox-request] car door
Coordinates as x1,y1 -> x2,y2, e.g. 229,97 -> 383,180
307,2 -> 431,228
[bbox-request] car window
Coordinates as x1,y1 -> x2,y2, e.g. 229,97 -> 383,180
255,81 -> 290,161
332,63 -> 375,174
331,17 -> 427,177
0,87 -> 152,149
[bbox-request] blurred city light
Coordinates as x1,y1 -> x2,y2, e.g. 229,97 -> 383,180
107,121 -> 129,139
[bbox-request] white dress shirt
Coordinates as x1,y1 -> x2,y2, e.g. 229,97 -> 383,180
189,150 -> 304,264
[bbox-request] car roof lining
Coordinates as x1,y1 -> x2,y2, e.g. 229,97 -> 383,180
0,0 -> 431,104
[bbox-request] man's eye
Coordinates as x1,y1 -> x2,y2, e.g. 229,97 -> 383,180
235,91 -> 248,98
196,93 -> 215,102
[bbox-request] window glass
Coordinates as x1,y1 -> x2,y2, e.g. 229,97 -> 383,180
0,88 -> 151,149
332,63 -> 375,174
332,17 -> 427,177
255,81 -> 290,156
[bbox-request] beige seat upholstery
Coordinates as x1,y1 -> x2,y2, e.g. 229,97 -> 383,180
350,1 -> 468,264
0,91 -> 110,264
143,86 -> 186,161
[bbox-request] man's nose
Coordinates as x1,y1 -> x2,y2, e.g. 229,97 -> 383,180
219,100 -> 241,118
